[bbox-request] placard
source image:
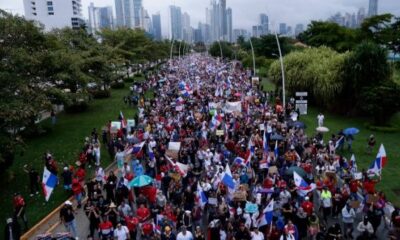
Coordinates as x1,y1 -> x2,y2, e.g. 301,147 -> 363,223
233,191 -> 247,202
168,142 -> 181,151
224,101 -> 242,113
259,124 -> 265,131
110,121 -> 121,133
350,200 -> 360,209
353,172 -> 362,180
216,130 -> 224,136
366,194 -> 379,204
208,198 -> 218,205
176,105 -> 183,111
245,202 -> 259,213
127,119 -> 135,130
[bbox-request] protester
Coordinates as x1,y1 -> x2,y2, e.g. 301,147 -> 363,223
60,201 -> 77,239
13,193 -> 28,230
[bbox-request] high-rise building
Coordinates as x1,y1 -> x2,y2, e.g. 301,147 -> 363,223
207,0 -> 230,42
252,25 -> 263,38
368,0 -> 378,17
133,0 -> 142,28
286,26 -> 293,36
23,0 -> 84,31
170,5 -> 182,40
152,13 -> 162,41
114,0 -> 144,29
141,9 -> 151,32
220,0 -> 227,38
182,12 -> 192,43
226,8 -> 233,42
259,13 -> 269,35
233,28 -> 248,42
88,3 -> 113,35
294,24 -> 304,36
357,8 -> 366,26
279,23 -> 287,35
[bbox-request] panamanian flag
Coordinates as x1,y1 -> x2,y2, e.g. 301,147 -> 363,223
368,144 -> 387,176
258,200 -> 274,227
293,171 -> 316,196
42,167 -> 58,201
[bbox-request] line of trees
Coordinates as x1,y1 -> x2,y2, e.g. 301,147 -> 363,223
0,10 -> 171,172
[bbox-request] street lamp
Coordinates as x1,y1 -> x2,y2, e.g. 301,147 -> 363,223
274,32 -> 286,111
178,41 -> 183,59
248,37 -> 256,76
169,39 -> 175,62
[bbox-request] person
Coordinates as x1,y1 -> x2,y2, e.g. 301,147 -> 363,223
194,226 -> 205,240
114,222 -> 130,240
320,186 -> 332,223
326,223 -> 342,240
366,135 -> 376,155
13,193 -> 28,230
250,227 -> 264,240
177,226 -> 194,240
234,223 -> 251,240
71,178 -> 84,208
61,166 -> 73,190
124,212 -> 139,240
279,231 -> 295,240
341,203 -> 356,238
99,217 -> 114,240
356,216 -> 374,239
51,109 -> 56,125
161,225 -> 175,240
317,113 -> 324,127
4,217 -> 20,240
84,200 -> 100,238
60,200 -> 77,239
23,165 -> 40,196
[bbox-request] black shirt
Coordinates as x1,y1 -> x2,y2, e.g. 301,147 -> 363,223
60,206 -> 75,223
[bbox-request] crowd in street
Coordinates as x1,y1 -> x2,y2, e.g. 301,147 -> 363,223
8,55 -> 400,240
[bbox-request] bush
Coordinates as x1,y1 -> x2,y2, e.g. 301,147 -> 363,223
65,93 -> 89,113
91,89 -> 111,99
365,123 -> 399,133
111,81 -> 125,89
124,77 -> 135,83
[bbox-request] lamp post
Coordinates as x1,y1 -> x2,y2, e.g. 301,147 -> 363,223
178,41 -> 182,59
169,39 -> 175,62
217,39 -> 223,59
274,32 -> 286,111
248,37 -> 256,76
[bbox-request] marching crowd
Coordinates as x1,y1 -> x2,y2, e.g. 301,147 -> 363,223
8,55 -> 400,240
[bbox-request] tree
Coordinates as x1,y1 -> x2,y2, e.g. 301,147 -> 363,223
298,21 -> 358,52
209,41 -> 234,59
360,14 -> 393,45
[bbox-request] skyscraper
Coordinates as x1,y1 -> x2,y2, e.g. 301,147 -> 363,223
182,12 -> 192,42
368,0 -> 378,17
23,0 -> 84,31
294,24 -> 304,36
152,13 -> 162,41
207,0 -> 231,42
133,0 -> 142,28
259,14 -> 269,35
170,5 -> 182,40
233,29 -> 248,42
220,0 -> 227,38
88,3 -> 113,34
226,8 -> 233,42
114,0 -> 144,29
357,8 -> 366,26
279,23 -> 287,35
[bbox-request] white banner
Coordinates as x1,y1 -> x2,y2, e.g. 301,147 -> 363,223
224,101 -> 242,113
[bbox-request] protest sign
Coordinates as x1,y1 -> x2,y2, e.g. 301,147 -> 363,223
110,121 -> 121,133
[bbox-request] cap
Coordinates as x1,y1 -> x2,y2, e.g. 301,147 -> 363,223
65,200 -> 72,205
305,196 -> 309,201
63,166 -> 68,171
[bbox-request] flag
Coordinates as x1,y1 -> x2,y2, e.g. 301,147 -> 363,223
274,141 -> 279,159
368,144 -> 387,176
259,159 -> 268,169
262,132 -> 269,166
42,167 -> 58,201
176,97 -> 184,105
221,164 -> 235,189
132,142 -> 145,154
197,182 -> 208,208
335,136 -> 344,149
234,157 -> 245,166
119,111 -> 127,129
148,146 -> 155,162
350,154 -> 357,172
258,200 -> 274,227
293,171 -> 315,196
165,155 -> 189,177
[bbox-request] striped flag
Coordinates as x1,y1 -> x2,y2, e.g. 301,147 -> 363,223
42,167 -> 58,201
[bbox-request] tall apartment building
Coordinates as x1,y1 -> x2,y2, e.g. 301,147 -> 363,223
23,0 -> 84,31
88,3 -> 113,34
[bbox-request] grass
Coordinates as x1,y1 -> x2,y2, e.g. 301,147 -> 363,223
0,85 -> 134,235
261,78 -> 400,206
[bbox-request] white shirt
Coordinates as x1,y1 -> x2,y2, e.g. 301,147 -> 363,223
177,231 -> 194,240
251,231 -> 264,240
114,226 -> 129,240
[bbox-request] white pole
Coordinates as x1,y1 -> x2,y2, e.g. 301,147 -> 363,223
217,40 -> 223,59
178,41 -> 182,60
275,32 -> 286,111
249,37 -> 256,76
169,39 -> 174,62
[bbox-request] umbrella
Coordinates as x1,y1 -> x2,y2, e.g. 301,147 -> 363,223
288,121 -> 306,129
343,127 -> 359,135
285,166 -> 306,177
316,126 -> 329,133
128,175 -> 153,188
270,133 -> 284,141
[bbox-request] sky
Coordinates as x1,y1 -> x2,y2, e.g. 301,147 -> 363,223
1,0 -> 400,37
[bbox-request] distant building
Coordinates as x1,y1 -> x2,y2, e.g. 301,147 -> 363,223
286,26 -> 293,36
182,12 -> 192,42
170,5 -> 182,40
133,0 -> 142,28
368,0 -> 378,17
152,13 -> 162,41
115,0 -> 143,29
259,13 -> 269,35
357,8 -> 366,26
252,25 -> 263,38
294,23 -> 304,36
279,23 -> 287,35
226,8 -> 233,42
88,3 -> 113,35
233,28 -> 248,42
23,0 -> 85,31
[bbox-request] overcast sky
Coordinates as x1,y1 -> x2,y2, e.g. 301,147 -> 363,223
1,0 -> 399,37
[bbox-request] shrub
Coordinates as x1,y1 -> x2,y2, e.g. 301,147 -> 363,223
111,81 -> 125,89
365,123 -> 399,133
91,89 -> 111,99
124,77 -> 135,83
65,93 -> 89,113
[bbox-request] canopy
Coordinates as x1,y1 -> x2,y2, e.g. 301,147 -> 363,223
343,127 -> 359,135
128,175 -> 153,187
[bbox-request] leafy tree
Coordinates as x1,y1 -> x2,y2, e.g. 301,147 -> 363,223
360,14 -> 393,45
298,21 -> 358,52
209,41 -> 234,59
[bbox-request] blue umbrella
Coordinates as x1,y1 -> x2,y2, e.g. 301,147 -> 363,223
288,121 -> 306,129
343,127 -> 360,135
128,175 -> 153,187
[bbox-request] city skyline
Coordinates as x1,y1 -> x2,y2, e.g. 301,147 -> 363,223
3,0 -> 400,38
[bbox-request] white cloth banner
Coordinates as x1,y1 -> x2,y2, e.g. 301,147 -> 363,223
224,101 -> 242,113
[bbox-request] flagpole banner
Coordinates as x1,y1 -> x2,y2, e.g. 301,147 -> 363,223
168,142 -> 181,151
42,167 -> 58,201
127,119 -> 135,130
110,121 -> 122,133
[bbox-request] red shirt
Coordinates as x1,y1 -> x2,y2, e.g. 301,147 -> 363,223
301,201 -> 314,216
364,180 -> 376,194
350,180 -> 358,193
75,168 -> 86,181
99,221 -> 113,235
124,216 -> 139,231
136,207 -> 150,222
142,223 -> 153,235
13,196 -> 25,209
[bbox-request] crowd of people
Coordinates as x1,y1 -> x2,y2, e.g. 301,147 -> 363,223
8,55 -> 400,240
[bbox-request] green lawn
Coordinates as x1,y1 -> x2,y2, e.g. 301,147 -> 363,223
261,78 -> 400,206
0,85 -> 135,235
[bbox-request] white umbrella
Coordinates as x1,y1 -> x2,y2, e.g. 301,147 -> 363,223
316,126 -> 329,133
